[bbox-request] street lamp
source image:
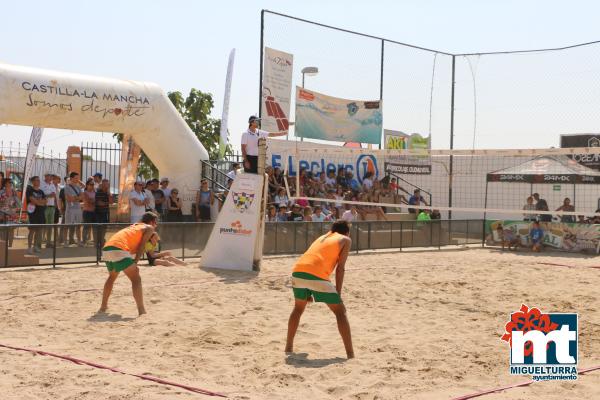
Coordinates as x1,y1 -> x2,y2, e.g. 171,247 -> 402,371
301,66 -> 319,88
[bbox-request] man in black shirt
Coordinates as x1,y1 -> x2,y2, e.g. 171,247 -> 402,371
287,204 -> 304,222
533,193 -> 551,222
95,179 -> 112,248
150,179 -> 165,216
26,176 -> 47,254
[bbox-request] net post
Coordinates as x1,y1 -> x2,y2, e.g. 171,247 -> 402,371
258,9 -> 265,117
448,55 -> 456,220
378,39 -> 384,150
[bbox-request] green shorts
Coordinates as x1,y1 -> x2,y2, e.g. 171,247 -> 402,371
103,246 -> 135,272
291,272 -> 341,304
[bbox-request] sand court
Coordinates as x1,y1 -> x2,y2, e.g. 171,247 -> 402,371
1,248 -> 600,399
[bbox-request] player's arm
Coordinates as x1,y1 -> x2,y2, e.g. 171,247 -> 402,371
135,226 -> 155,263
335,237 -> 351,295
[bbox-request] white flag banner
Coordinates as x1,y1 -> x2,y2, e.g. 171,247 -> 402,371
219,48 -> 235,158
261,47 -> 293,134
21,126 -> 43,208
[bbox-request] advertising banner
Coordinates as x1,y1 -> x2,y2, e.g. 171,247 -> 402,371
560,134 -> 600,171
21,126 -> 43,208
219,48 -> 235,158
295,87 -> 382,144
267,139 -> 381,184
116,135 -> 142,221
261,47 -> 293,134
384,129 -> 431,175
201,173 -> 264,271
486,220 -> 600,253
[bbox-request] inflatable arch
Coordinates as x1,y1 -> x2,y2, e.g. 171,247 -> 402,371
0,62 -> 209,213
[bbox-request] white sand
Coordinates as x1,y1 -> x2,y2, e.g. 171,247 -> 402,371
1,248 -> 600,399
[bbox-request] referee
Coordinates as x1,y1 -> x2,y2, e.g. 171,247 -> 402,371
241,115 -> 286,173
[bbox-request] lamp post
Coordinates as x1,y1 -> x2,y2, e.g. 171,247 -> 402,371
301,66 -> 318,88
300,67 -> 318,141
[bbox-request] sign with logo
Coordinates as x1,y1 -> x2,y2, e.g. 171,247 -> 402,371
261,47 -> 293,135
501,304 -> 577,381
200,173 -> 264,271
560,134 -> 600,171
384,129 -> 431,175
267,139 -> 380,183
232,191 -> 255,213
295,87 -> 382,144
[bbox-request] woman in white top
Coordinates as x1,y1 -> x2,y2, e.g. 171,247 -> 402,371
522,196 -> 536,222
273,187 -> 289,209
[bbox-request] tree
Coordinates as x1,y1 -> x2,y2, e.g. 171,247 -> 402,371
115,88 -> 232,178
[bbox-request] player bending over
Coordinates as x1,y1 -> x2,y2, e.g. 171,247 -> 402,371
285,220 -> 354,359
99,212 -> 157,315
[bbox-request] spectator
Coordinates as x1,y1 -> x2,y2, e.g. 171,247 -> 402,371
266,166 -> 279,196
241,115 -> 286,173
274,187 -> 289,209
522,196 -> 536,222
312,205 -> 326,222
129,181 -> 149,223
325,170 -> 337,189
196,179 -> 214,222
0,171 -> 4,189
144,180 -> 156,213
577,215 -> 588,224
336,168 -> 347,189
218,179 -> 233,212
0,179 -> 21,246
58,176 -> 68,244
389,177 -> 399,192
82,180 -> 96,245
342,205 -> 359,222
533,193 -> 551,222
273,167 -> 285,189
159,177 -> 171,198
40,173 -> 58,248
362,171 -> 374,191
95,179 -> 112,248
288,204 -> 304,222
346,171 -> 361,192
92,172 -> 103,190
529,221 -> 544,252
357,193 -> 387,221
267,205 -> 277,222
276,205 -> 289,222
151,179 -> 165,216
417,210 -> 431,221
496,225 -> 521,251
26,176 -> 46,254
430,209 -> 442,220
64,172 -> 84,246
165,188 -> 183,222
556,197 -> 575,223
408,189 -> 429,214
226,163 -> 240,181
303,206 -> 313,222
327,206 -> 341,221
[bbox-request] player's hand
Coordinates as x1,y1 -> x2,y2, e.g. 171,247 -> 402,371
244,160 -> 250,170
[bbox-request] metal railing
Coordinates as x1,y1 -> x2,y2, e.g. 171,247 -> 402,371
0,219 -> 483,268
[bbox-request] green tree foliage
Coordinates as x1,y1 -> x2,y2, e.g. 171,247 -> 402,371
114,88 -> 232,178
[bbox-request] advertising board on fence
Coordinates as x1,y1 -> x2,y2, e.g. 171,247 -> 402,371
560,134 -> 600,171
261,47 -> 293,134
267,139 -> 381,184
384,129 -> 431,175
294,87 -> 382,144
486,220 -> 600,253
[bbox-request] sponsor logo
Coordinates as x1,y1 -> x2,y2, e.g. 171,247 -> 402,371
270,153 -> 379,182
219,220 -> 252,236
363,101 -> 380,109
500,174 -> 525,181
267,55 -> 292,67
346,102 -> 358,116
588,137 -> 600,147
544,175 -> 571,182
385,163 -> 431,175
501,304 -> 577,381
232,191 -> 255,213
299,89 -> 315,101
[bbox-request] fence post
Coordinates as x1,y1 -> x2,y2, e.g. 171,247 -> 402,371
274,222 -> 278,255
182,223 -> 186,261
367,222 -> 372,249
389,221 -> 393,248
399,221 -> 403,251
4,226 -> 8,268
355,223 -> 359,254
466,219 -> 470,246
53,224 -> 58,268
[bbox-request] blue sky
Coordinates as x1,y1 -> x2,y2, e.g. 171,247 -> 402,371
1,0 -> 600,156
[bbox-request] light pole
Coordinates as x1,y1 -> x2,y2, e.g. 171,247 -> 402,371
300,67 -> 318,141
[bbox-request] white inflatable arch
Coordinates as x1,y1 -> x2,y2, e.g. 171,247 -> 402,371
0,62 -> 209,213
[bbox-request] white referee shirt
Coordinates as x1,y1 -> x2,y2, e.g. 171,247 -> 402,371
241,129 -> 269,156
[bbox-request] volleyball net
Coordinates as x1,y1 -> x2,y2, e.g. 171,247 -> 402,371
270,143 -> 600,222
